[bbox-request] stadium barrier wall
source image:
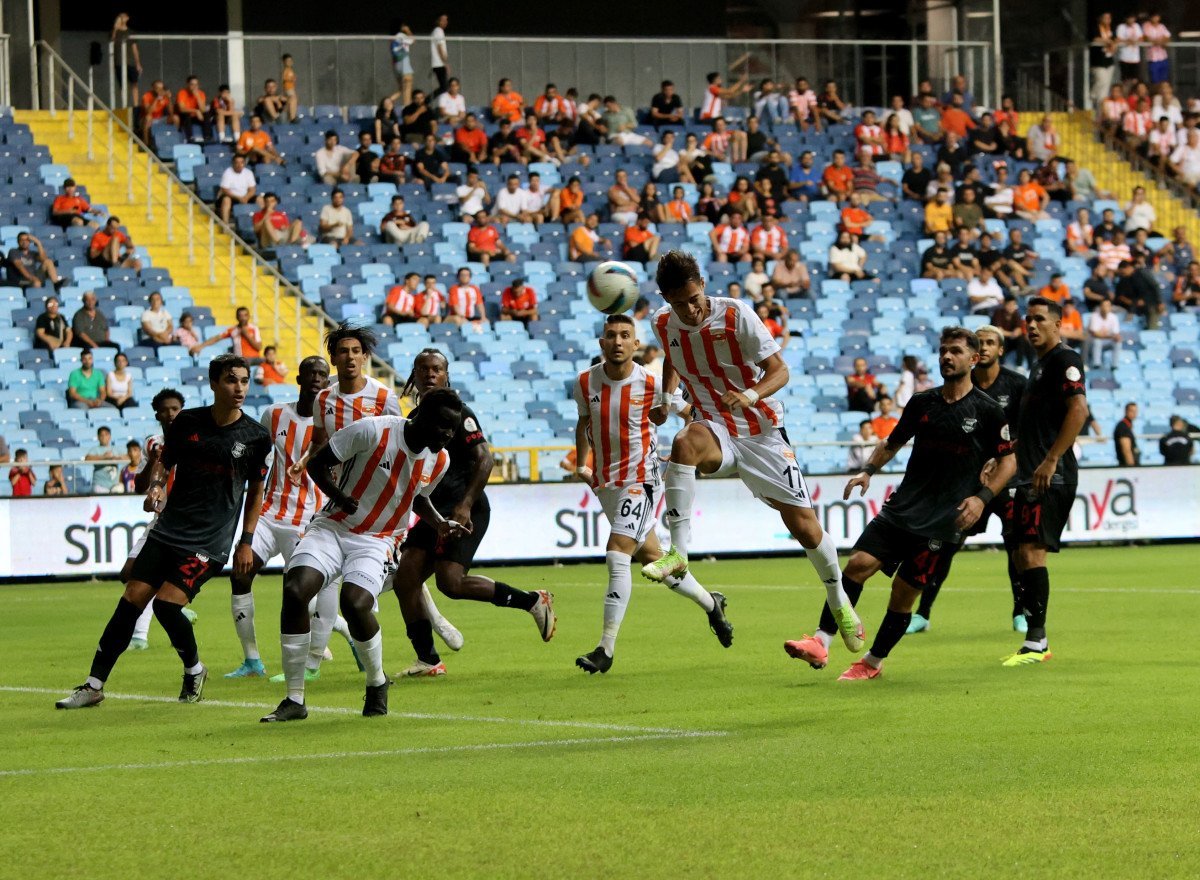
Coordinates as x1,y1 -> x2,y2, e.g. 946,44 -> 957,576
1,466 -> 1195,580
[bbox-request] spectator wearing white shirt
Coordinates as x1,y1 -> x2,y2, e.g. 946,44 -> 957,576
846,420 -> 877,473
140,290 -> 174,348
1087,298 -> 1122,367
314,130 -> 356,184
435,77 -> 467,125
523,172 -> 558,224
1124,186 -> 1158,234
495,174 -> 533,225
886,94 -> 914,136
1151,82 -> 1183,125
1143,13 -> 1171,84
788,77 -> 820,132
652,131 -> 690,184
1170,129 -> 1200,186
455,170 -> 490,220
430,14 -> 450,97
828,231 -> 869,280
1147,116 -> 1177,173
1116,14 -> 1143,83
318,189 -> 357,248
215,153 -> 257,224
967,266 -> 1005,314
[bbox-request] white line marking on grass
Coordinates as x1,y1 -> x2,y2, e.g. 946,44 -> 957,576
0,730 -> 728,778
0,686 -> 715,735
701,584 -> 1200,596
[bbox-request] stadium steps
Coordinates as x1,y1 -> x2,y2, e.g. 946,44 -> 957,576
13,109 -> 327,362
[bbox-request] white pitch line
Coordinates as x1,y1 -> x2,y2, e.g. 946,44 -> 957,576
0,730 -> 728,779
698,584 -> 1200,596
0,686 -> 712,735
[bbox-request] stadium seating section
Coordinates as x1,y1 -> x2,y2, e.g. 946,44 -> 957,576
2,103 -> 1199,495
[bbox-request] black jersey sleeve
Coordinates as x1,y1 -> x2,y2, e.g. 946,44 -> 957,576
987,400 -> 1015,460
460,405 -> 488,449
160,410 -> 190,471
248,432 -> 272,483
885,392 -> 927,450
1052,347 -> 1087,399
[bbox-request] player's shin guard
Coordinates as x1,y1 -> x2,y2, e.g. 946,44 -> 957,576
280,632 -> 310,704
352,631 -> 387,687
307,581 -> 338,668
87,597 -> 144,686
865,609 -> 912,667
600,551 -> 633,653
230,592 -> 259,661
664,571 -> 716,611
154,600 -> 200,670
406,619 -> 440,665
664,462 -> 696,556
1019,566 -> 1050,643
818,574 -> 864,644
809,531 -> 848,610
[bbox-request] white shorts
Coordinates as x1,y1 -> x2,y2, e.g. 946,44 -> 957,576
596,483 -> 659,544
288,519 -> 392,597
127,525 -> 152,561
251,518 -> 304,566
700,419 -> 813,509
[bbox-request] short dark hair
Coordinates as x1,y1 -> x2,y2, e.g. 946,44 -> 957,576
98,426 -> 112,435
605,314 -> 635,328
209,354 -> 250,382
706,72 -> 719,83
656,249 -> 704,293
127,439 -> 141,451
940,325 -> 980,352
860,420 -> 871,429
405,272 -> 420,281
152,388 -> 185,411
324,321 -> 378,359
1026,295 -> 1063,319
263,345 -> 277,355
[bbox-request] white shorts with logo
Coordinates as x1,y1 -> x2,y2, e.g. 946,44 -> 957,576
251,518 -> 305,566
596,482 -> 660,544
287,518 -> 392,597
700,419 -> 813,508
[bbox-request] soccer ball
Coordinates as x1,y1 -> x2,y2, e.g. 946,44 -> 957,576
586,261 -> 641,315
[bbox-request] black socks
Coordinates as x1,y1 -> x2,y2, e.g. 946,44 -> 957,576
88,597 -> 143,684
406,619 -> 441,666
154,600 -> 200,669
491,582 -> 537,611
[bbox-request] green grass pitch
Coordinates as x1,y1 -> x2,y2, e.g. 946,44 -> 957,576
1,544 -> 1197,879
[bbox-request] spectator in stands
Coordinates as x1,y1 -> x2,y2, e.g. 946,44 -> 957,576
250,345 -> 286,385
209,83 -> 240,144
382,273 -> 420,325
1090,13 -> 1118,108
50,178 -> 97,228
446,267 -> 484,327
1124,186 -> 1158,234
254,78 -> 286,123
379,136 -> 408,185
694,180 -> 724,224
1173,261 -> 1200,308
9,450 -> 35,497
742,259 -> 769,301
569,213 -> 611,262
118,441 -> 141,493
788,77 -> 820,132
1129,228 -> 1155,265
558,176 -> 585,224
1083,262 -> 1114,308
217,306 -> 263,358
104,352 -> 137,412
650,80 -> 685,126
1038,271 -> 1071,304
710,210 -> 751,263
399,90 -> 435,143
638,182 -> 665,224
951,186 -> 985,239
513,112 -> 557,165
486,118 -> 521,165
45,463 -> 68,496
1160,415 -> 1196,464
314,131 -> 356,185
990,295 -> 1028,366
869,396 -> 899,440
941,74 -> 975,112
354,133 -> 381,184
138,290 -> 175,349
68,350 -> 109,410
318,189 -> 358,248
752,79 -> 790,126
451,113 -> 488,167
665,186 -> 692,223
1011,168 -> 1049,221
699,70 -> 751,122
1170,129 -> 1200,187
895,354 -> 933,407
606,169 -> 641,226
1099,82 -> 1126,133
1066,207 -> 1095,257
755,302 -> 785,345
923,187 -> 953,236
374,96 -> 401,144
969,112 -> 1000,156
750,213 -> 788,261
215,153 -> 257,224
816,79 -> 847,126
388,24 -> 415,104
1122,96 -> 1153,152
252,193 -> 306,249
435,77 -> 467,126
950,226 -> 980,279
490,78 -> 524,124
601,97 -> 651,147
495,174 -> 533,225
881,112 -> 911,164
1115,259 -> 1165,329
175,75 -> 208,142
34,296 -> 71,351
846,420 -> 876,473
1142,13 -> 1172,83
920,230 -> 955,280
968,266 -> 1004,314
413,133 -> 456,190
854,109 -> 885,157
828,231 -> 870,281
280,54 -> 299,121
1086,297 -> 1122,368
532,83 -> 566,127
70,291 -> 117,352
1094,208 -> 1120,241
940,93 -> 975,141
900,152 -> 931,203
1026,114 -> 1062,165
454,169 -> 492,221
235,114 -> 282,166
1001,227 -> 1036,291
1060,296 -> 1086,350
851,150 -> 896,204
86,217 -> 141,271
466,210 -> 515,266
838,192 -> 872,238
651,131 -> 686,184
416,275 -> 444,326
378,195 -> 429,245
724,176 -> 758,221
770,249 -> 811,296
845,357 -> 883,413
86,426 -> 122,493
821,149 -> 854,203
912,93 -> 944,144
1099,229 -> 1133,273
1116,13 -> 1144,84
139,80 -> 176,143
1114,402 -> 1141,466
6,232 -> 61,290
500,277 -> 538,325
936,131 -> 970,178
623,213 -> 660,263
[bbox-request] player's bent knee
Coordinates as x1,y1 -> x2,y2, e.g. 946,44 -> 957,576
282,568 -> 323,607
339,583 -> 376,619
845,551 -> 880,583
121,579 -> 156,607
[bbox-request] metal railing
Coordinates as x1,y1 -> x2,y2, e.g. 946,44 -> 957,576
1016,42 -> 1200,114
87,33 -> 994,115
32,41 -> 400,388
0,35 -> 11,108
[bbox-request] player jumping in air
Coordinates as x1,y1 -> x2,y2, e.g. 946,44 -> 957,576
642,250 -> 862,653
389,349 -> 555,679
1002,297 -> 1088,667
574,314 -> 731,674
907,324 -> 1028,634
261,389 -> 466,722
784,327 -> 1015,679
224,355 -> 330,678
56,356 -> 272,709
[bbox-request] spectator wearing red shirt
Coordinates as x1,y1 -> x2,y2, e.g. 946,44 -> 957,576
623,213 -> 660,262
854,109 -> 886,157
49,178 -> 97,229
709,210 -> 751,263
88,217 -> 141,270
255,346 -> 287,385
465,210 -> 515,267
838,192 -> 873,237
139,79 -> 177,142
416,275 -> 444,325
500,277 -> 538,325
870,396 -> 899,439
8,449 -> 35,497
846,356 -> 884,413
451,113 -> 489,166
382,272 -> 420,325
379,136 -> 408,185
175,74 -> 209,142
749,213 -> 788,260
756,302 -> 785,343
446,267 -> 485,327
821,149 -> 854,202
940,93 -> 976,139
252,192 -> 306,248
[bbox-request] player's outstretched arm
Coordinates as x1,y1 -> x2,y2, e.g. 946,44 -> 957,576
1033,395 -> 1090,496
306,443 -> 357,514
845,440 -> 900,499
573,416 -> 593,484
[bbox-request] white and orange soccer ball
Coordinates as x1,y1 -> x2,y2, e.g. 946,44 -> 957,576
586,260 -> 640,315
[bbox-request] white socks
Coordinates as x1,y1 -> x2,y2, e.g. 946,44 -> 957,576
814,630 -> 833,650
664,571 -> 715,612
133,602 -> 154,640
421,583 -> 449,627
307,581 -> 339,668
332,614 -> 353,644
280,632 -> 309,704
353,631 -> 387,687
230,593 -> 259,661
809,532 -> 849,610
863,652 -> 883,669
600,551 -> 632,654
665,463 -> 697,557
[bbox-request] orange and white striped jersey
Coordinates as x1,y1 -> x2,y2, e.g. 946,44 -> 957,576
317,415 -> 449,538
750,224 -> 788,255
259,402 -> 321,528
700,84 -> 722,120
315,375 -> 400,440
654,296 -> 784,439
447,283 -> 483,319
573,362 -> 659,489
703,131 -> 731,155
714,223 -> 749,254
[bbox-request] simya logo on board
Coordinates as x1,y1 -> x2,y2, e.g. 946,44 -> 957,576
63,504 -> 153,566
1068,478 -> 1137,533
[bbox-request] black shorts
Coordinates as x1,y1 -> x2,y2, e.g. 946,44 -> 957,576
1006,484 -> 1075,552
967,488 -> 1015,537
854,517 -> 959,589
88,253 -> 114,269
128,535 -> 221,601
402,502 -> 490,570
